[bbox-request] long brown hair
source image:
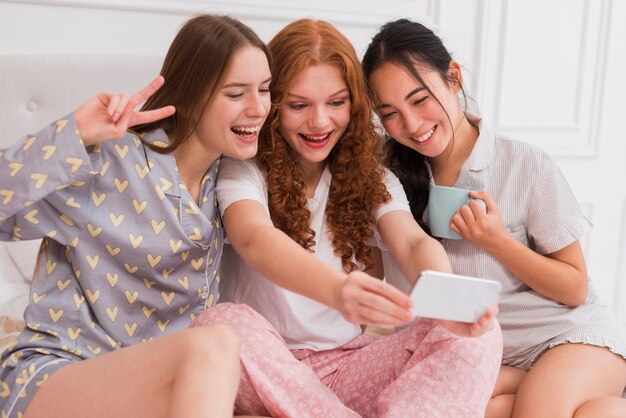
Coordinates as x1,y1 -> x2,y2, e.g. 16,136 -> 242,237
133,14 -> 271,153
257,19 -> 390,273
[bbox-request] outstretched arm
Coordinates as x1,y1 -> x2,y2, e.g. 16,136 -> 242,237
451,191 -> 588,307
377,210 -> 452,284
378,210 -> 497,337
222,199 -> 414,327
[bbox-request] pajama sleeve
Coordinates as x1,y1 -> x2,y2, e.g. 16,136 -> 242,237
372,168 -> 412,250
0,114 -> 100,243
216,158 -> 268,217
526,152 -> 592,255
374,168 -> 411,221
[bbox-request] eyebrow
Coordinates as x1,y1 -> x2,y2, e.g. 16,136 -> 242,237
376,86 -> 425,110
286,87 -> 349,100
222,76 -> 272,89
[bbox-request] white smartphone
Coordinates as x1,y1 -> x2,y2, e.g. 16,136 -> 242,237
409,270 -> 501,323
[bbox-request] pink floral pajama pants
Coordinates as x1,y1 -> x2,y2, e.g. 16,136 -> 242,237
192,303 -> 502,418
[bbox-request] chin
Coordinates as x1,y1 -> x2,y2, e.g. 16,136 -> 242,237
230,146 -> 258,161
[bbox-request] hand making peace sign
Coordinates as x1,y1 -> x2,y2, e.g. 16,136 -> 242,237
74,76 -> 176,146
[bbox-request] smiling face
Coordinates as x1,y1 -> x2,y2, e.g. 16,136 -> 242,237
190,45 -> 272,160
368,60 -> 464,159
278,63 -> 351,174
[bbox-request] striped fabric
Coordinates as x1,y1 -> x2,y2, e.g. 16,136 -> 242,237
383,115 -> 626,371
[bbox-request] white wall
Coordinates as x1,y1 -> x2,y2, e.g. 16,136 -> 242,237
0,0 -> 434,55
473,0 -> 626,324
1,0 -> 625,324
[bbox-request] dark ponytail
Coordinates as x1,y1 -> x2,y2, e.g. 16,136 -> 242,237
383,140 -> 431,231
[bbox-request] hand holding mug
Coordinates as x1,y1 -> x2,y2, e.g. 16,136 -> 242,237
449,191 -> 507,250
428,185 -> 486,240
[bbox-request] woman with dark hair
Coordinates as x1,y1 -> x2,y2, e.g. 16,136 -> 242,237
363,18 -> 626,418
0,14 -> 272,418
192,18 -> 502,417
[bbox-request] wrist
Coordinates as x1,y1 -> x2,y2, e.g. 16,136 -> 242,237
484,230 -> 517,257
73,109 -> 93,146
329,272 -> 348,311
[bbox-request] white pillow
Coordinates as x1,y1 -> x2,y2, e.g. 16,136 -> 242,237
0,240 -> 40,318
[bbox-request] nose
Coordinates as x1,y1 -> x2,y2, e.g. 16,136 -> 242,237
247,92 -> 268,118
402,110 -> 423,134
310,106 -> 330,129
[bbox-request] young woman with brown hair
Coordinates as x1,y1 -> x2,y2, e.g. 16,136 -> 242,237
0,14 -> 272,418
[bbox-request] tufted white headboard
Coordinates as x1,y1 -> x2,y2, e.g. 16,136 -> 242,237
1,55 -> 164,145
0,54 -> 163,319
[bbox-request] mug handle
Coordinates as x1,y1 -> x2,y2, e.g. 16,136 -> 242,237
469,197 -> 487,212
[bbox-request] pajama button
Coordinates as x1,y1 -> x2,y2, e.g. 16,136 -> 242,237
201,292 -> 208,299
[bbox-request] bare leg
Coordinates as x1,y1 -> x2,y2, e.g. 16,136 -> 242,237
574,397 -> 626,418
24,324 -> 240,418
485,365 -> 525,418
512,343 -> 626,418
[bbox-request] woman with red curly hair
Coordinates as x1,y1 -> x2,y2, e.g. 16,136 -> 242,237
192,19 -> 502,417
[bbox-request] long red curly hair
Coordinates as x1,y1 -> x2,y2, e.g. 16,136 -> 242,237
256,19 -> 390,272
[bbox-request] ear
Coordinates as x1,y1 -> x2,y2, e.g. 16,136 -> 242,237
447,60 -> 463,93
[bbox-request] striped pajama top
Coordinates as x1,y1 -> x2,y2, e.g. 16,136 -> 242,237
383,114 -> 626,370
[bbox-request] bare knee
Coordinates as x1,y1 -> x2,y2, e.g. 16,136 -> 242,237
574,397 -> 626,418
179,324 -> 241,368
202,323 -> 241,352
492,366 -> 526,396
485,394 -> 515,418
487,366 -> 524,418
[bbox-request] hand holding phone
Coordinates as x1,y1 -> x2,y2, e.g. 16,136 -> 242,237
409,270 -> 501,323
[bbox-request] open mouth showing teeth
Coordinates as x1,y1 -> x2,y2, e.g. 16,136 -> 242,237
231,126 -> 259,137
300,131 -> 332,143
414,125 -> 436,143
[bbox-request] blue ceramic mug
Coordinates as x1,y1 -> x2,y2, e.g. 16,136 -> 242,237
428,185 -> 486,240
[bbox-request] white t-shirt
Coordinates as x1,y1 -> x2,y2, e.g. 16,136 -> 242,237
216,158 -> 410,350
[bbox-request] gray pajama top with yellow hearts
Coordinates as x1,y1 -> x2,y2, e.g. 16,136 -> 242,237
0,115 -> 223,417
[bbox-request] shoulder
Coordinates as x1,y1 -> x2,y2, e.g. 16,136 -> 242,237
379,167 -> 404,197
375,166 -> 411,219
216,158 -> 268,215
473,115 -> 551,165
492,132 -> 548,157
219,158 -> 264,183
381,166 -> 399,184
491,132 -> 554,174
217,158 -> 267,197
489,132 -> 573,206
